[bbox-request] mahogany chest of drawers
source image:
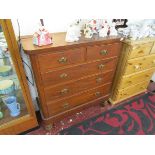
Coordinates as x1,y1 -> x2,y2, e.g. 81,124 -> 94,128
110,38 -> 155,104
21,32 -> 122,129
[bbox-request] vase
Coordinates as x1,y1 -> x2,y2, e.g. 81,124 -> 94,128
2,96 -> 20,117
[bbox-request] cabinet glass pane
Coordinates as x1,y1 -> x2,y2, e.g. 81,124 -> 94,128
0,24 -> 28,125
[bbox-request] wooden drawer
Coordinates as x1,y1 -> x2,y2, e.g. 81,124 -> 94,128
118,68 -> 155,89
128,42 -> 153,59
124,54 -> 155,75
41,57 -> 117,87
87,43 -> 121,61
47,83 -> 112,116
150,42 -> 155,54
37,47 -> 86,73
116,81 -> 149,101
44,70 -> 115,102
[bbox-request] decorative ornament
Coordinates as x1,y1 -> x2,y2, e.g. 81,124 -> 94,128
84,24 -> 93,38
109,22 -> 118,36
99,20 -> 109,37
65,20 -> 82,42
88,19 -> 99,34
33,19 -> 52,46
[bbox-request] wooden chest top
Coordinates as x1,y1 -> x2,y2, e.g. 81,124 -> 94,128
21,32 -> 121,54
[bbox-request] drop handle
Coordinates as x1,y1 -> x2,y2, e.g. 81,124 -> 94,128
98,64 -> 105,69
58,57 -> 68,64
95,91 -> 101,97
100,50 -> 108,55
127,81 -> 132,84
138,50 -> 144,54
123,93 -> 128,95
60,73 -> 68,79
62,103 -> 70,109
96,77 -> 103,83
60,88 -> 69,94
145,74 -> 150,77
140,86 -> 145,89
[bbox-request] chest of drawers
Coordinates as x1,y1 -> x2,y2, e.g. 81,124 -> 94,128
21,32 -> 122,129
110,38 -> 155,104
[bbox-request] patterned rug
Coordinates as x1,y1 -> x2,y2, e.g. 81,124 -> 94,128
59,92 -> 155,135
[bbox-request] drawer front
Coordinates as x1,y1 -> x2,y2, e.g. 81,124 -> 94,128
150,42 -> 155,54
124,54 -> 155,75
116,81 -> 149,101
119,68 -> 155,89
44,70 -> 114,102
87,43 -> 121,61
41,57 -> 117,87
37,47 -> 86,72
128,42 -> 153,59
47,83 -> 112,116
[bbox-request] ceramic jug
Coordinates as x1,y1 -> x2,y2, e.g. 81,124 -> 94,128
2,96 -> 20,117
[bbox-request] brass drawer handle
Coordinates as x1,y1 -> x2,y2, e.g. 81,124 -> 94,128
140,86 -> 145,89
127,81 -> 132,84
100,50 -> 108,55
62,103 -> 70,109
138,50 -> 144,54
96,77 -> 103,83
95,91 -> 101,97
145,74 -> 150,77
58,57 -> 68,64
121,93 -> 128,96
60,73 -> 68,79
98,64 -> 105,69
60,88 -> 69,94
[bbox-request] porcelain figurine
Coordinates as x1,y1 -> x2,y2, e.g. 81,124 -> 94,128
99,21 -> 109,37
65,20 -> 81,42
84,24 -> 93,38
33,26 -> 52,46
138,24 -> 151,39
88,19 -> 99,34
109,22 -> 118,36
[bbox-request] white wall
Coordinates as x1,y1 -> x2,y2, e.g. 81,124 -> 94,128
12,19 -> 74,36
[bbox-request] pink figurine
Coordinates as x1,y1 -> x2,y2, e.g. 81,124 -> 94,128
33,23 -> 52,46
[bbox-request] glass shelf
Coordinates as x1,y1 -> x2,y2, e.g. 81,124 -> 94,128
0,24 -> 28,126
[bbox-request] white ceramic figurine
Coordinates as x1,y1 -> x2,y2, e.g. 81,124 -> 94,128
99,21 -> 109,37
65,20 -> 81,42
84,24 -> 93,38
109,22 -> 118,36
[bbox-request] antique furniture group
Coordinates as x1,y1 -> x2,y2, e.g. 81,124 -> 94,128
1,19 -> 155,134
21,31 -> 155,130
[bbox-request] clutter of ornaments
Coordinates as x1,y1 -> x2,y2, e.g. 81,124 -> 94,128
32,19 -> 155,46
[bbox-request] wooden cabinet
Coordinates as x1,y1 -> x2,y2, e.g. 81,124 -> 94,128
21,32 -> 122,129
110,38 -> 155,104
0,20 -> 38,134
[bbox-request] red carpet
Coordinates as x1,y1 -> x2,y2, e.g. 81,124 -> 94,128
60,92 -> 155,135
28,91 -> 155,135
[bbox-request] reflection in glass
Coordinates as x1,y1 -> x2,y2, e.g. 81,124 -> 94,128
0,24 -> 28,125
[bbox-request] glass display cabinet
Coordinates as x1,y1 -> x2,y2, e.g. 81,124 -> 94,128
0,19 -> 38,134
